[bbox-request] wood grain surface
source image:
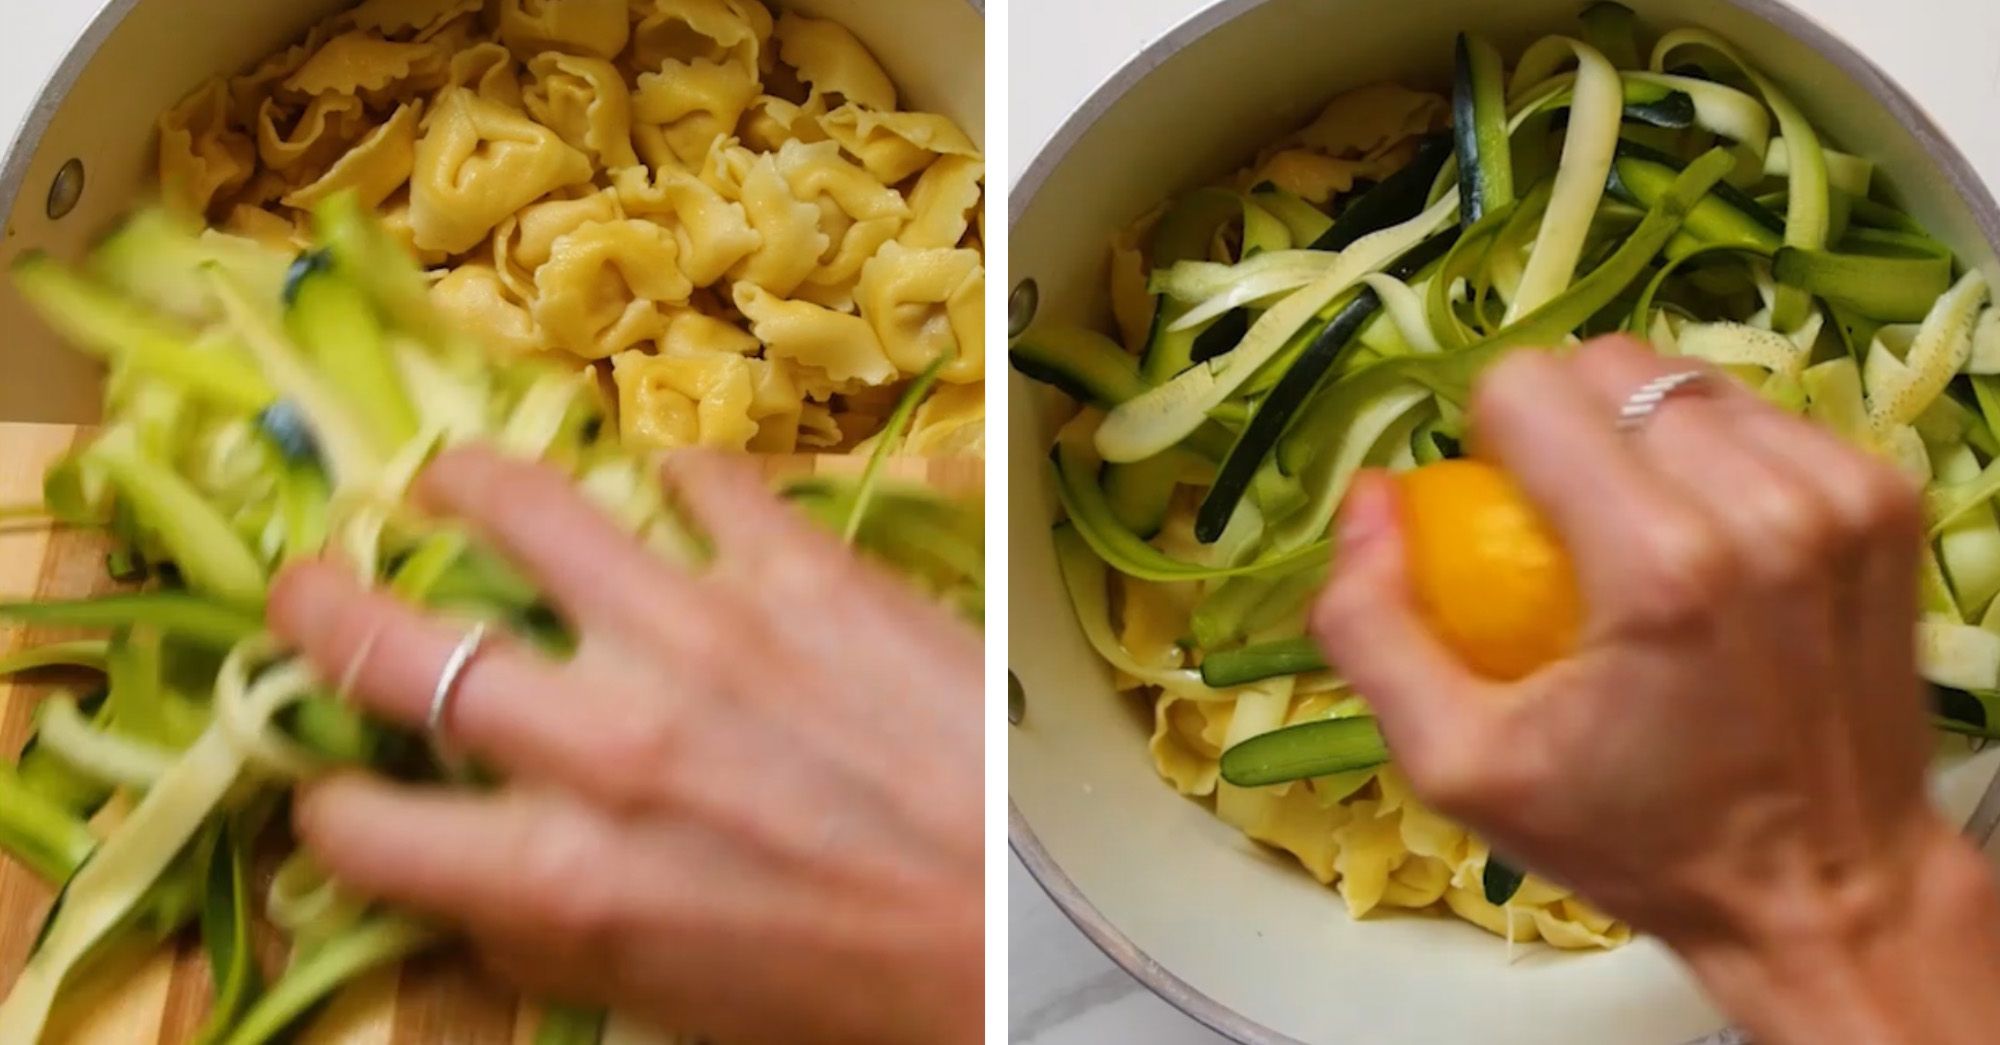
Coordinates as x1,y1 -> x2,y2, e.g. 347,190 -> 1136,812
0,421 -> 980,1043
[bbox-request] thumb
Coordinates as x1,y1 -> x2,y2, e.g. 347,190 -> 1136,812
1310,470 -> 1491,767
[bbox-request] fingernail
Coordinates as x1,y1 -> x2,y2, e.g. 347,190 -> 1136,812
1338,472 -> 1397,553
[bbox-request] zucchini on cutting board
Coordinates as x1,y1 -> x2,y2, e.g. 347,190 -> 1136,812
0,421 -> 976,1045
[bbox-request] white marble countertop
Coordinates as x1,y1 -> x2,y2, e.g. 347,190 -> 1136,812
1008,0 -> 2000,1041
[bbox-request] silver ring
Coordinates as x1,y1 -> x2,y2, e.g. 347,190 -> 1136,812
427,622 -> 488,758
1616,370 -> 1708,431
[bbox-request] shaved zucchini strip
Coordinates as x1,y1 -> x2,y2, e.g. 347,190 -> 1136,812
1489,148 -> 1736,353
843,356 -> 946,543
0,763 -> 95,884
1454,33 -> 1514,224
1195,229 -> 1459,542
1624,73 -> 1771,155
1359,274 -> 1441,354
1156,252 -> 1342,329
1051,524 -> 1219,700
1055,414 -> 1329,581
1608,145 -> 1782,260
0,726 -> 246,1042
1866,271 -> 1989,430
286,261 -> 420,455
1220,716 -> 1390,786
0,594 -> 261,650
1937,444 -> 2000,619
216,916 -> 437,1045
192,819 -> 260,1045
1766,139 -> 1872,198
1008,326 -> 1147,408
85,428 -> 266,609
1503,37 -> 1622,321
1774,247 -> 1952,324
1273,380 -> 1433,549
1970,307 -> 2000,375
1099,192 -> 1458,462
1516,72 -> 1768,156
1253,187 -> 1334,246
0,641 -> 110,676
1311,133 -> 1454,252
35,694 -> 176,789
1655,29 -> 1828,330
12,256 -> 274,414
1674,321 -> 1812,376
1920,617 -> 2000,690
1190,564 -> 1328,651
210,269 -> 383,490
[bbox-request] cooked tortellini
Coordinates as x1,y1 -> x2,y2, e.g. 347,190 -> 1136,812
157,0 -> 983,460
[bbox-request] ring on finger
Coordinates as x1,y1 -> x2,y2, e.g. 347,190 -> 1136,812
428,622 -> 489,772
1615,369 -> 1709,432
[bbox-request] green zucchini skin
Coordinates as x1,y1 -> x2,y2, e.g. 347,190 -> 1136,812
1219,716 -> 1390,787
1607,141 -> 1786,249
1453,33 -> 1514,225
1773,246 -> 1952,323
1007,331 -> 1148,408
1932,683 -> 2000,738
1193,226 -> 1462,543
1311,134 -> 1454,252
1483,857 -> 1528,905
1200,635 -> 1329,686
1189,308 -> 1251,364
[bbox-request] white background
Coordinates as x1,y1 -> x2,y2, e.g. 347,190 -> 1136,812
5,1 -> 2000,1043
1007,0 -> 2000,1042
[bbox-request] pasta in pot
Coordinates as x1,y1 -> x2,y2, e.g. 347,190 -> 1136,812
152,0 -> 984,459
1058,79 -> 1638,951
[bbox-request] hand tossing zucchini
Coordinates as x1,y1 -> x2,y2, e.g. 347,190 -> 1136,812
0,190 -> 982,1042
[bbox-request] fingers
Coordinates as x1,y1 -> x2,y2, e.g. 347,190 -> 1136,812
416,446 -> 702,630
659,449 -> 890,608
1470,346 -> 1706,606
271,561 -> 697,805
1569,340 -> 1835,594
660,449 -> 836,563
1310,470 -> 1497,791
294,776 -> 645,942
660,450 -> 983,697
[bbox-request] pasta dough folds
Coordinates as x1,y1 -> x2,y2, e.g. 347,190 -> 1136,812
408,88 -> 592,254
533,219 -> 693,359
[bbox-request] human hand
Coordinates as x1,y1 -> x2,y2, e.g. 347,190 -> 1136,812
1311,336 -> 2000,1043
269,446 -> 983,1045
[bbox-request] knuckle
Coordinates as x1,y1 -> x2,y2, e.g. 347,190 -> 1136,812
1739,483 -> 1834,586
1310,578 -> 1369,647
1621,512 -> 1733,629
1843,463 -> 1923,547
1470,352 -> 1550,428
589,702 -> 695,806
1408,746 -> 1499,820
518,818 -> 621,939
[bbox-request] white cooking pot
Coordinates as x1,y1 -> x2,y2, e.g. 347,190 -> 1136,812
1008,2 -> 2000,1043
0,0 -> 984,424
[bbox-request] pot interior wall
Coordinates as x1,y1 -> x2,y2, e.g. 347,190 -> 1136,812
1008,1 -> 2000,1043
0,0 -> 983,425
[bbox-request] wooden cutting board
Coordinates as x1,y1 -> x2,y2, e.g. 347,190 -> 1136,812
0,421 -> 980,1044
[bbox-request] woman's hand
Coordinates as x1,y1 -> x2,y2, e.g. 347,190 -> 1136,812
1312,336 -> 2000,1045
269,446 -> 983,1045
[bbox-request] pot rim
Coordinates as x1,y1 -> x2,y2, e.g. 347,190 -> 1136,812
0,0 -> 983,234
1007,1 -> 2000,1043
